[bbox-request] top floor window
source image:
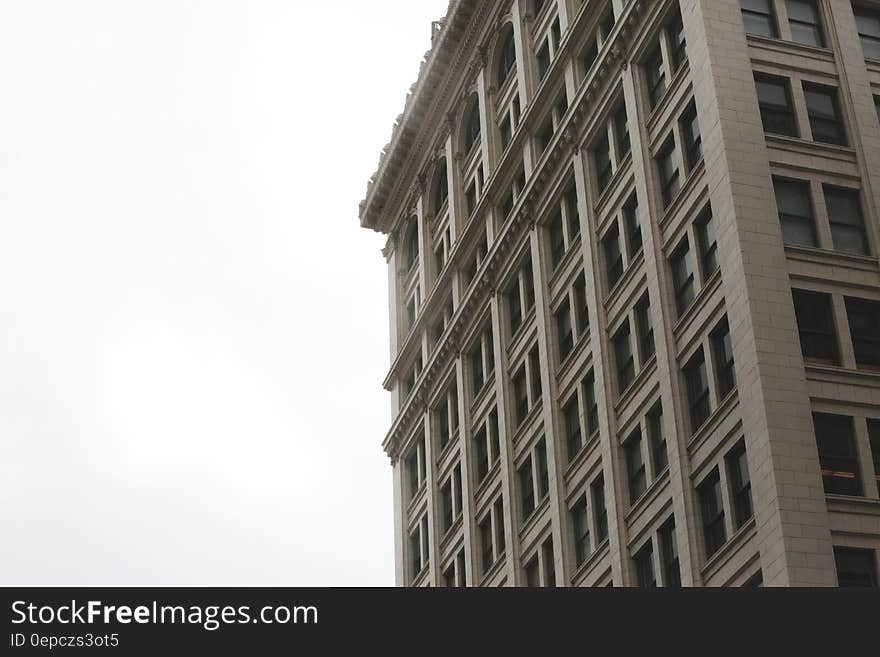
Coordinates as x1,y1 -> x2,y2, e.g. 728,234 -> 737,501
463,97 -> 482,155
431,162 -> 449,216
498,29 -> 517,88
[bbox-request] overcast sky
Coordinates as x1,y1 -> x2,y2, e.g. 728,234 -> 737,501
0,0 -> 447,586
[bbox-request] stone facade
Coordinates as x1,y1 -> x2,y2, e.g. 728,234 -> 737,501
359,0 -> 880,586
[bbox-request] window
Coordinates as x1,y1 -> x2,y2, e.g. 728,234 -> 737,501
542,537 -> 556,587
698,469 -> 727,558
536,40 -> 551,80
441,478 -> 453,532
571,495 -> 591,566
563,395 -> 583,462
479,499 -> 505,576
740,0 -> 777,38
696,206 -> 719,278
409,515 -> 429,582
755,74 -> 797,137
432,165 -> 449,216
404,222 -> 419,271
583,373 -> 600,438
464,98 -> 481,154
648,403 -> 668,474
517,439 -> 549,520
507,257 -> 536,334
524,555 -> 540,586
614,321 -> 635,394
845,297 -> 880,370
635,294 -> 655,364
625,429 -> 647,504
813,413 -> 862,496
711,318 -> 736,399
548,211 -> 565,269
868,419 -> 880,485
834,548 -> 878,587
727,441 -> 753,528
791,289 -> 838,365
592,475 -> 608,542
623,194 -> 642,258
435,384 -> 459,450
671,240 -> 696,316
646,44 -> 667,107
680,101 -> 703,171
497,30 -> 517,87
470,324 -> 495,397
529,344 -> 542,403
804,83 -> 846,146
594,133 -> 613,193
825,186 -> 868,255
513,365 -> 529,426
519,454 -> 538,520
773,178 -> 817,247
603,224 -> 624,289
685,349 -> 711,432
854,6 -> 880,60
656,137 -> 680,207
405,437 -> 426,498
474,409 -> 501,483
667,9 -> 687,72
634,542 -> 656,587
555,298 -> 573,362
573,272 -> 590,336
614,102 -> 631,162
786,0 -> 824,47
659,519 -> 681,587
565,185 -> 581,242
536,440 -> 549,504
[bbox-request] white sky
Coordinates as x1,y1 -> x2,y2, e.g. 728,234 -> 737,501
0,0 -> 448,586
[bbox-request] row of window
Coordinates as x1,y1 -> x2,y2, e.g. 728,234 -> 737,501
792,289 -> 880,370
812,412 -> 880,497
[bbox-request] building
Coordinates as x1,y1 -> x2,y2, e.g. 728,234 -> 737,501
358,0 -> 880,586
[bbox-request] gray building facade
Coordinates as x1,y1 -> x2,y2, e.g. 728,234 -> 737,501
359,0 -> 880,586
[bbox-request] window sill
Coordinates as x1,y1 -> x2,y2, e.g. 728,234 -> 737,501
511,402 -> 544,445
592,153 -> 633,219
745,33 -> 834,63
439,516 -> 464,554
686,387 -> 740,457
603,248 -> 645,311
479,553 -> 507,587
613,354 -> 658,415
623,467 -> 671,528
784,244 -> 878,271
764,133 -> 857,162
700,516 -> 757,582
645,60 -> 690,137
658,158 -> 706,234
804,363 -> 880,388
563,431 -> 602,485
473,461 -> 502,504
825,495 -> 880,514
405,484 -> 428,523
672,266 -> 723,343
470,373 -> 496,412
555,331 -> 591,382
519,495 -> 551,540
571,538 -> 611,587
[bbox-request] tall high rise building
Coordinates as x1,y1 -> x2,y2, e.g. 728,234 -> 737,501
358,0 -> 880,586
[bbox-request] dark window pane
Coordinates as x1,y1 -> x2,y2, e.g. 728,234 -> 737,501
614,321 -> 635,394
564,395 -> 583,462
696,205 -> 719,278
623,194 -> 642,258
583,373 -> 599,437
603,224 -> 623,289
592,475 -> 608,542
498,30 -> 517,87
681,102 -> 703,171
667,9 -> 687,71
855,7 -> 880,60
834,547 -> 878,587
727,441 -> 754,528
740,0 -> 778,37
656,138 -> 680,207
813,413 -> 862,496
556,298 -> 573,362
671,241 -> 695,316
571,496 -> 591,566
626,430 -> 647,503
804,83 -> 846,146
792,289 -> 838,365
787,0 -> 824,47
519,459 -> 535,519
773,178 -> 817,247
755,75 -> 798,137
659,520 -> 681,587
615,103 -> 631,161
699,469 -> 727,557
634,542 -> 656,587
636,294 -> 655,364
649,404 -> 668,474
845,296 -> 880,370
825,186 -> 868,255
594,133 -> 613,193
712,318 -> 737,398
685,349 -> 711,432
646,44 -> 666,107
